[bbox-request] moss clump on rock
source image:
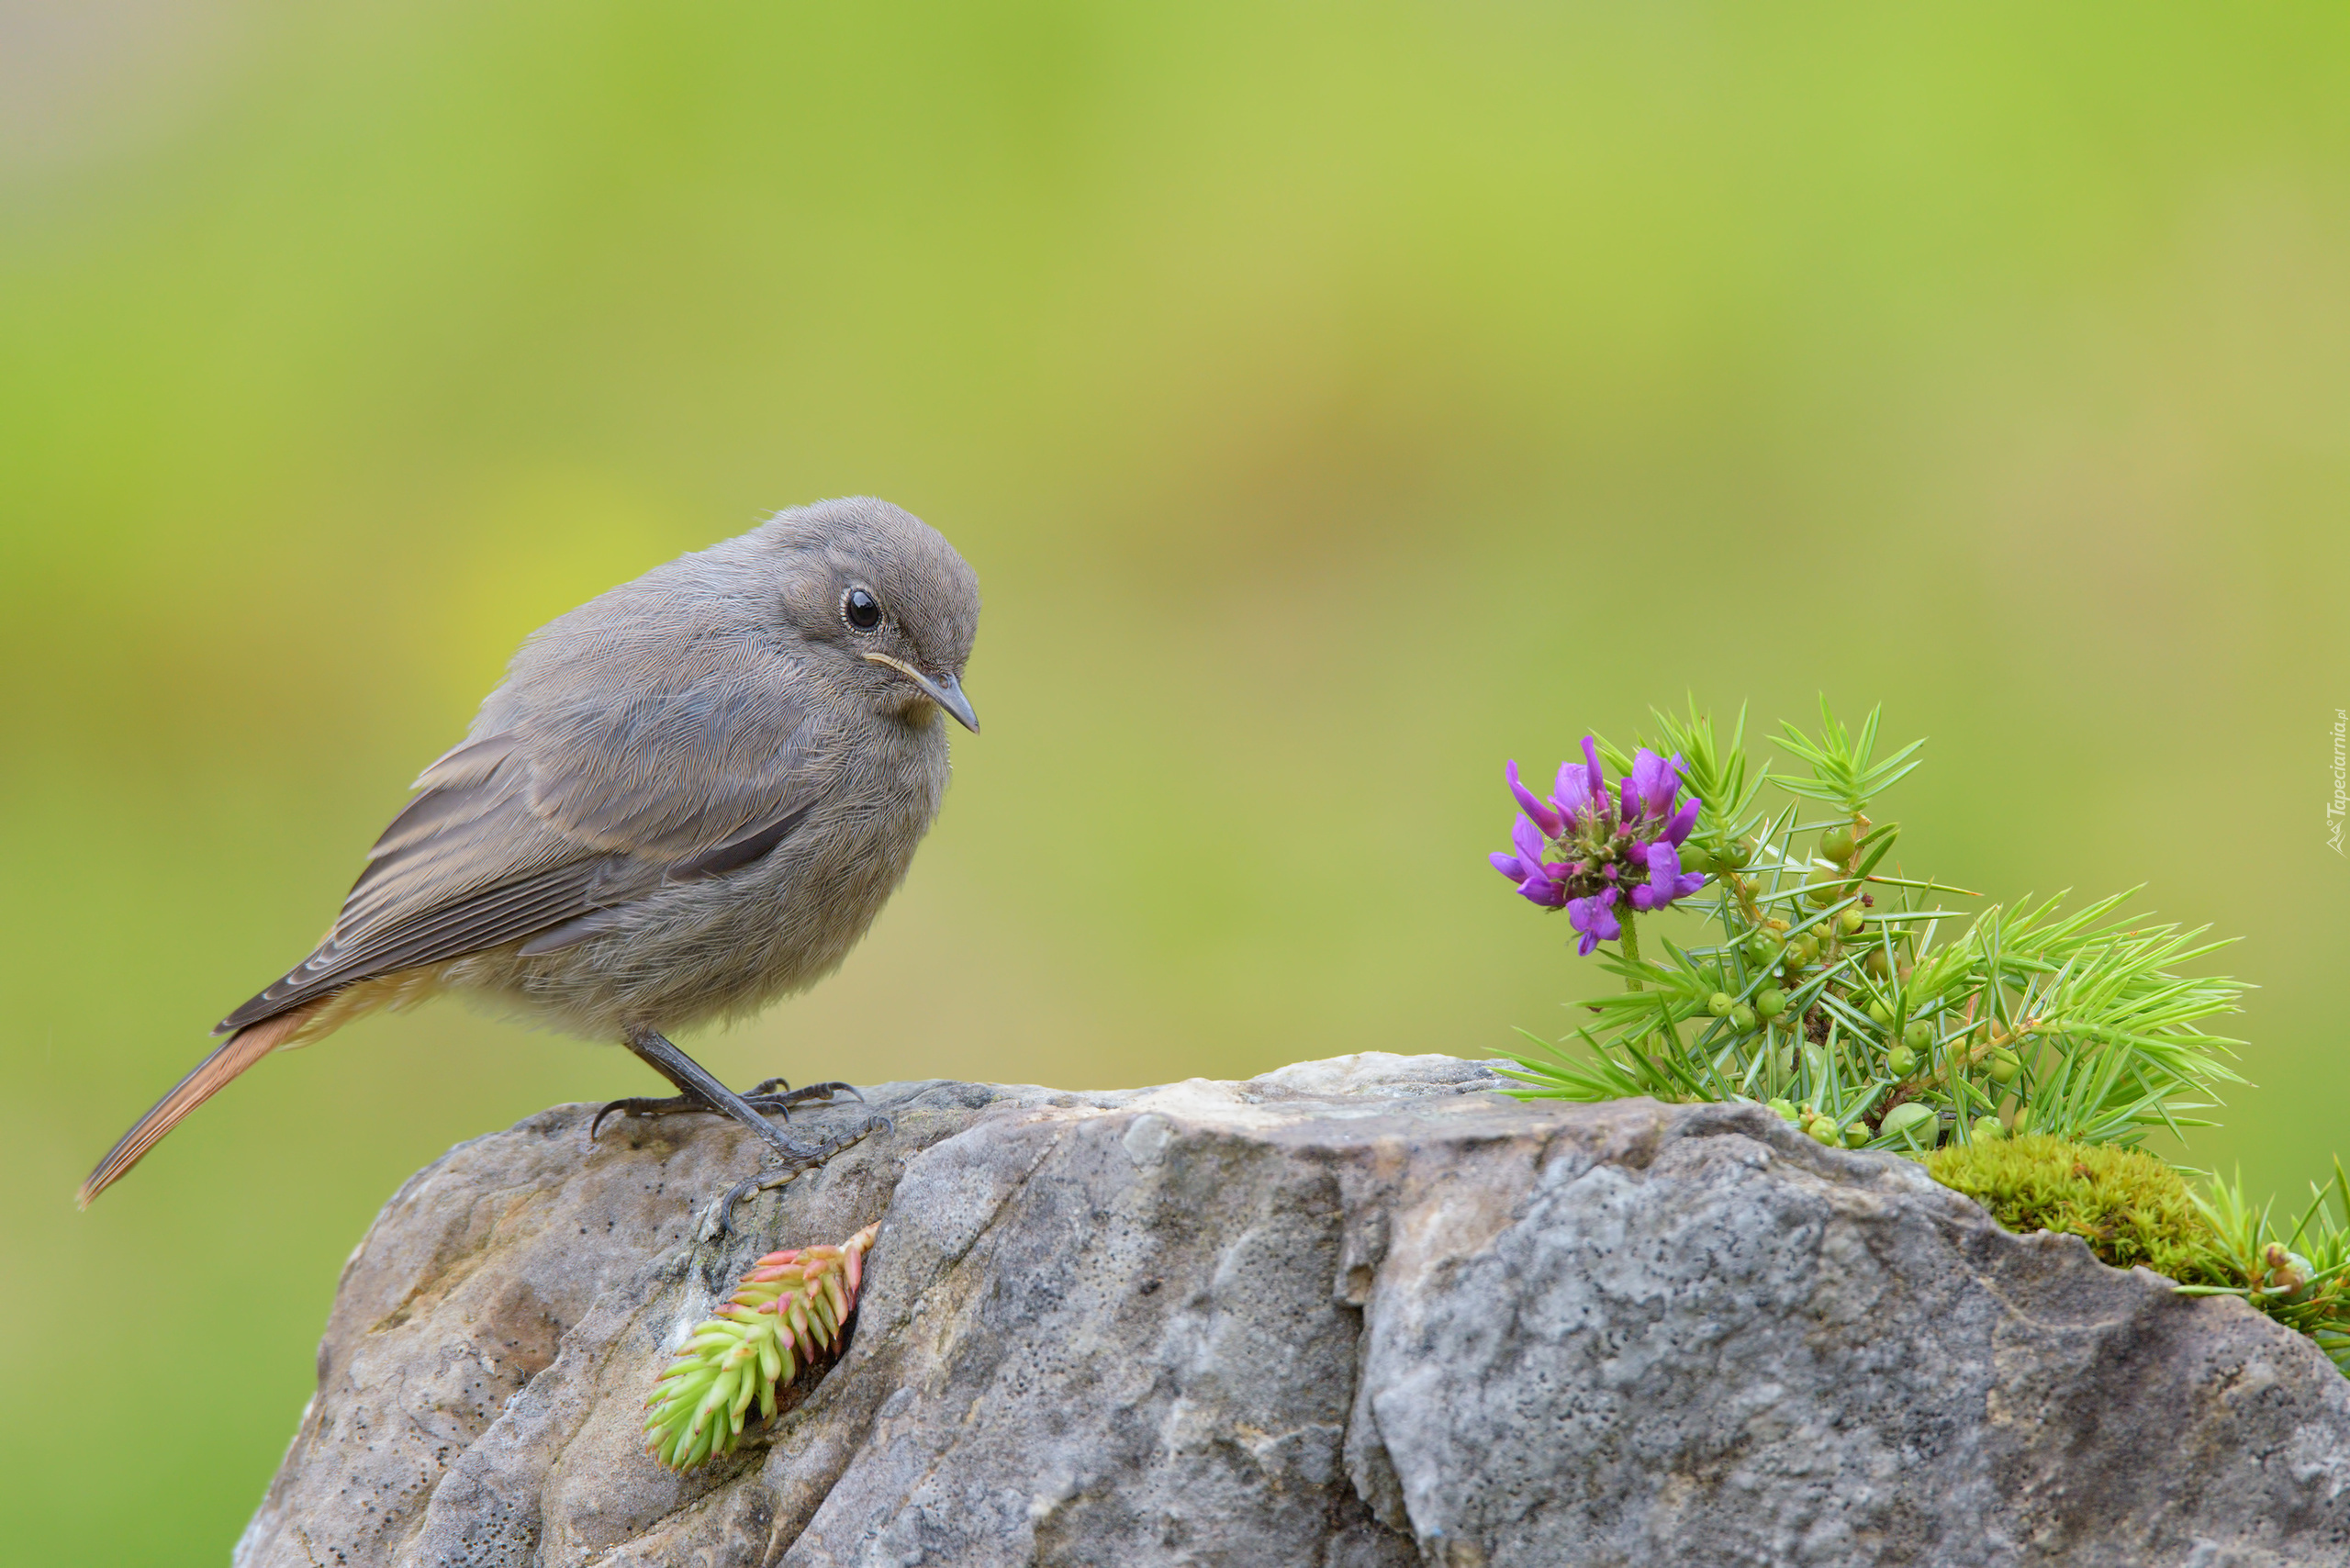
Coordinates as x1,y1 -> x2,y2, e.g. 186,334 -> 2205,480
1930,1136 -> 2350,1374
1927,1135 -> 2216,1283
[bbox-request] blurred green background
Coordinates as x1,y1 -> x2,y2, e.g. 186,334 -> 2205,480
5,2 -> 2347,1560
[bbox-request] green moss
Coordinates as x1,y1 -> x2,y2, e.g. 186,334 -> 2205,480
1926,1135 -> 2222,1284
1928,1139 -> 2350,1377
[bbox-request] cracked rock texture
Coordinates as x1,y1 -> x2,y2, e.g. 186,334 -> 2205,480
236,1054 -> 2350,1567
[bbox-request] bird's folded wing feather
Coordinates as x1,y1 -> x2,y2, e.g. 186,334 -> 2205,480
217,662 -> 824,1035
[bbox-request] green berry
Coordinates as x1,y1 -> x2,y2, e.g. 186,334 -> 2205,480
1766,1097 -> 1798,1122
1746,932 -> 1781,963
1707,991 -> 1735,1018
1789,935 -> 1819,967
1903,1020 -> 1932,1051
1841,1122 -> 1871,1148
1820,826 -> 1856,863
1863,949 -> 1891,980
1879,1103 -> 1936,1141
1885,1045 -> 1917,1077
1987,1049 -> 2021,1086
1807,1118 -> 1841,1146
1754,986 -> 1787,1021
1865,1000 -> 1893,1028
1731,1003 -> 1758,1032
1971,1116 -> 2007,1142
1805,877 -> 1843,908
1837,907 -> 1865,936
2267,1248 -> 2314,1299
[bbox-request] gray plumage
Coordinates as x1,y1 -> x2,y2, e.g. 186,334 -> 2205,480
82,496 -> 979,1204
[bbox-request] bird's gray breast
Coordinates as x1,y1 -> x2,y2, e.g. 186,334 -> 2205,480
485,716 -> 952,1036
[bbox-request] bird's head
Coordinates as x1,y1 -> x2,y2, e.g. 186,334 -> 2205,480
764,497 -> 981,734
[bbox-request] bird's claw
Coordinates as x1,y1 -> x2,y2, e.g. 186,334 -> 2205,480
589,1094 -> 690,1140
744,1078 -> 867,1110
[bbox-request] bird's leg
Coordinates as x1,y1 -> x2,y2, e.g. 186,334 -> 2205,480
595,1030 -> 818,1160
599,1034 -> 890,1238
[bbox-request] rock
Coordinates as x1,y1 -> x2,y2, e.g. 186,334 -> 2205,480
235,1054 -> 2350,1568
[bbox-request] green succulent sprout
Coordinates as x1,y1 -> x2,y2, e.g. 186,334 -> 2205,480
644,1221 -> 879,1471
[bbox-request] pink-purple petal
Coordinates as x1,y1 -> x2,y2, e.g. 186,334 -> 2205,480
1566,886 -> 1623,947
1628,748 -> 1679,819
1628,840 -> 1710,913
1505,760 -> 1563,837
1517,873 -> 1568,908
1554,757 -> 1595,822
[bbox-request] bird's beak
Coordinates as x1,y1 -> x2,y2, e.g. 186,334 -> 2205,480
863,652 -> 980,734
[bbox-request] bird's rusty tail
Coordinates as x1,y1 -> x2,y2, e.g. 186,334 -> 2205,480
77,1001 -> 324,1207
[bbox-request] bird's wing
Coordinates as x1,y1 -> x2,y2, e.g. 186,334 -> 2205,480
217,668 -> 826,1034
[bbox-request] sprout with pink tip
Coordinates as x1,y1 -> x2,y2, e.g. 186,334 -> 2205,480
643,1221 -> 880,1470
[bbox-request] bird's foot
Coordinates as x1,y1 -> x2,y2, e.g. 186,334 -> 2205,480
744,1078 -> 867,1114
589,1078 -> 867,1140
693,1111 -> 890,1241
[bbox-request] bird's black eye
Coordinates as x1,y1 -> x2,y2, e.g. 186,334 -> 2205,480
843,587 -> 881,632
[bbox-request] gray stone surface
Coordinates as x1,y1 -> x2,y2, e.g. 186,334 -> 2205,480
236,1054 -> 2350,1567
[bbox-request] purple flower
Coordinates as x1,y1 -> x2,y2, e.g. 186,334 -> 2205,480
1629,840 -> 1708,913
1491,735 -> 1710,951
1567,888 -> 1621,955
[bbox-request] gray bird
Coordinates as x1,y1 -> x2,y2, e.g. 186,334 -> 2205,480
80,497 -> 979,1207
